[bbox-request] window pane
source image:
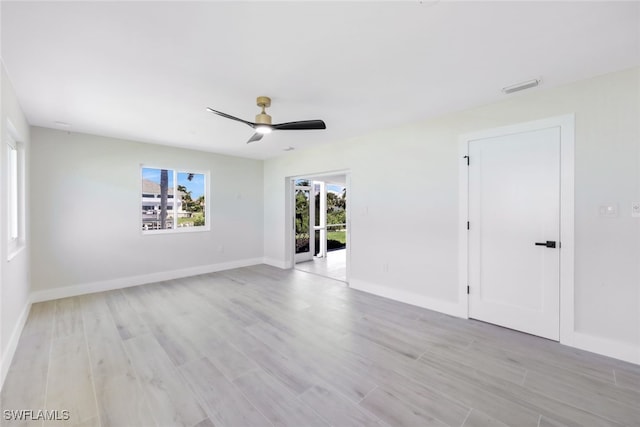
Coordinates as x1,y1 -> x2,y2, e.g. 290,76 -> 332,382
177,172 -> 206,228
9,146 -> 18,240
314,183 -> 320,227
141,167 -> 174,230
295,188 -> 310,254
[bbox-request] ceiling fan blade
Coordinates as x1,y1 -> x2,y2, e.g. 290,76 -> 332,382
246,132 -> 264,144
272,120 -> 326,131
206,108 -> 256,128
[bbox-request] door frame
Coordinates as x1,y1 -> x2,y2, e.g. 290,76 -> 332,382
458,114 -> 575,343
285,170 -> 351,283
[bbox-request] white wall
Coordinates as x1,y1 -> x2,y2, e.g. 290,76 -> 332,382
0,62 -> 31,387
263,67 -> 640,363
30,127 -> 264,298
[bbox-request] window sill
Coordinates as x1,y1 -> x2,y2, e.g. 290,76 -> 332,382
142,226 -> 211,236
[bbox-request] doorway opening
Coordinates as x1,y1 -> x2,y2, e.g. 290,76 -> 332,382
289,172 -> 349,283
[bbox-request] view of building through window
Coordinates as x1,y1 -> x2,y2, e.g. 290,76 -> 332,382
141,167 -> 207,231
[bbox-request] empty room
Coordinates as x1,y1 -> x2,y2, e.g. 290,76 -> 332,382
1,1 -> 639,426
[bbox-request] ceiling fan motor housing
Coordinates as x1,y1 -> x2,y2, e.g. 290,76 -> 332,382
255,112 -> 272,125
255,96 -> 272,125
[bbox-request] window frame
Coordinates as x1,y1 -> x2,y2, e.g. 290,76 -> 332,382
140,165 -> 211,235
6,131 -> 25,259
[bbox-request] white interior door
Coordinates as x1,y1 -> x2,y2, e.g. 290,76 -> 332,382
468,126 -> 561,340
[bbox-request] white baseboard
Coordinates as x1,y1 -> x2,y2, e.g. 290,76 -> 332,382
565,331 -> 640,365
263,257 -> 290,269
349,279 -> 639,365
30,257 -> 264,303
0,299 -> 31,392
349,278 -> 467,318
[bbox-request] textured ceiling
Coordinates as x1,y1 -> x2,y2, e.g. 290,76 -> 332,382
2,1 -> 639,159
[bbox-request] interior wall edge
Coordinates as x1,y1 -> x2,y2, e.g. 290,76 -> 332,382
263,257 -> 290,270
0,298 -> 30,392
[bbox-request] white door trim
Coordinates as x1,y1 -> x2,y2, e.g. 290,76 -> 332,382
458,114 -> 575,343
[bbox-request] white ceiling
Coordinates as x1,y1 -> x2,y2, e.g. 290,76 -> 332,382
2,1 -> 639,160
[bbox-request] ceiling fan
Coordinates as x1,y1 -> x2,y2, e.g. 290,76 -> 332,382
207,96 -> 326,144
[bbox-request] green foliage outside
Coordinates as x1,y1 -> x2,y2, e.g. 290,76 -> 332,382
295,190 -> 310,235
177,175 -> 205,227
323,189 -> 346,251
296,185 -> 347,253
327,210 -> 345,226
295,190 -> 310,252
177,212 -> 205,227
177,184 -> 205,213
327,230 -> 346,244
193,213 -> 205,226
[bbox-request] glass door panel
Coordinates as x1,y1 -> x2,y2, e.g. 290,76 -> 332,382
294,184 -> 314,263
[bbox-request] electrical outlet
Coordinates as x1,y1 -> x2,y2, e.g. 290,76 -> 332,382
598,203 -> 618,217
632,201 -> 640,218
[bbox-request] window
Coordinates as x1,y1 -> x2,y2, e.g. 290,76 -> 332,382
141,167 -> 208,232
7,135 -> 24,256
8,145 -> 18,239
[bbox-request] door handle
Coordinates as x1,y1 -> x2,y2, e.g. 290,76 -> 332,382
534,241 -> 556,248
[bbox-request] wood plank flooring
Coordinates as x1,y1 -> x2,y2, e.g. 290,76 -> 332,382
2,265 -> 639,427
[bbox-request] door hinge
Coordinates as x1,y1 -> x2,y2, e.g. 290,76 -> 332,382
467,221 -> 470,230
463,155 -> 469,166
467,285 -> 470,294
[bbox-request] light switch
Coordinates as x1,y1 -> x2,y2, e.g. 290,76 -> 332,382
599,203 -> 618,217
632,201 -> 640,218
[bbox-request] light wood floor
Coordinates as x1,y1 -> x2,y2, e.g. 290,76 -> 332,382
2,265 -> 639,427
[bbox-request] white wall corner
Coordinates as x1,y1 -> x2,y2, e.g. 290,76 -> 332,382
0,299 -> 31,392
30,258 -> 264,303
349,278 -> 467,319
263,257 -> 290,270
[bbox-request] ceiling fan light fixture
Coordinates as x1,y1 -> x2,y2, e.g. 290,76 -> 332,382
256,125 -> 272,134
